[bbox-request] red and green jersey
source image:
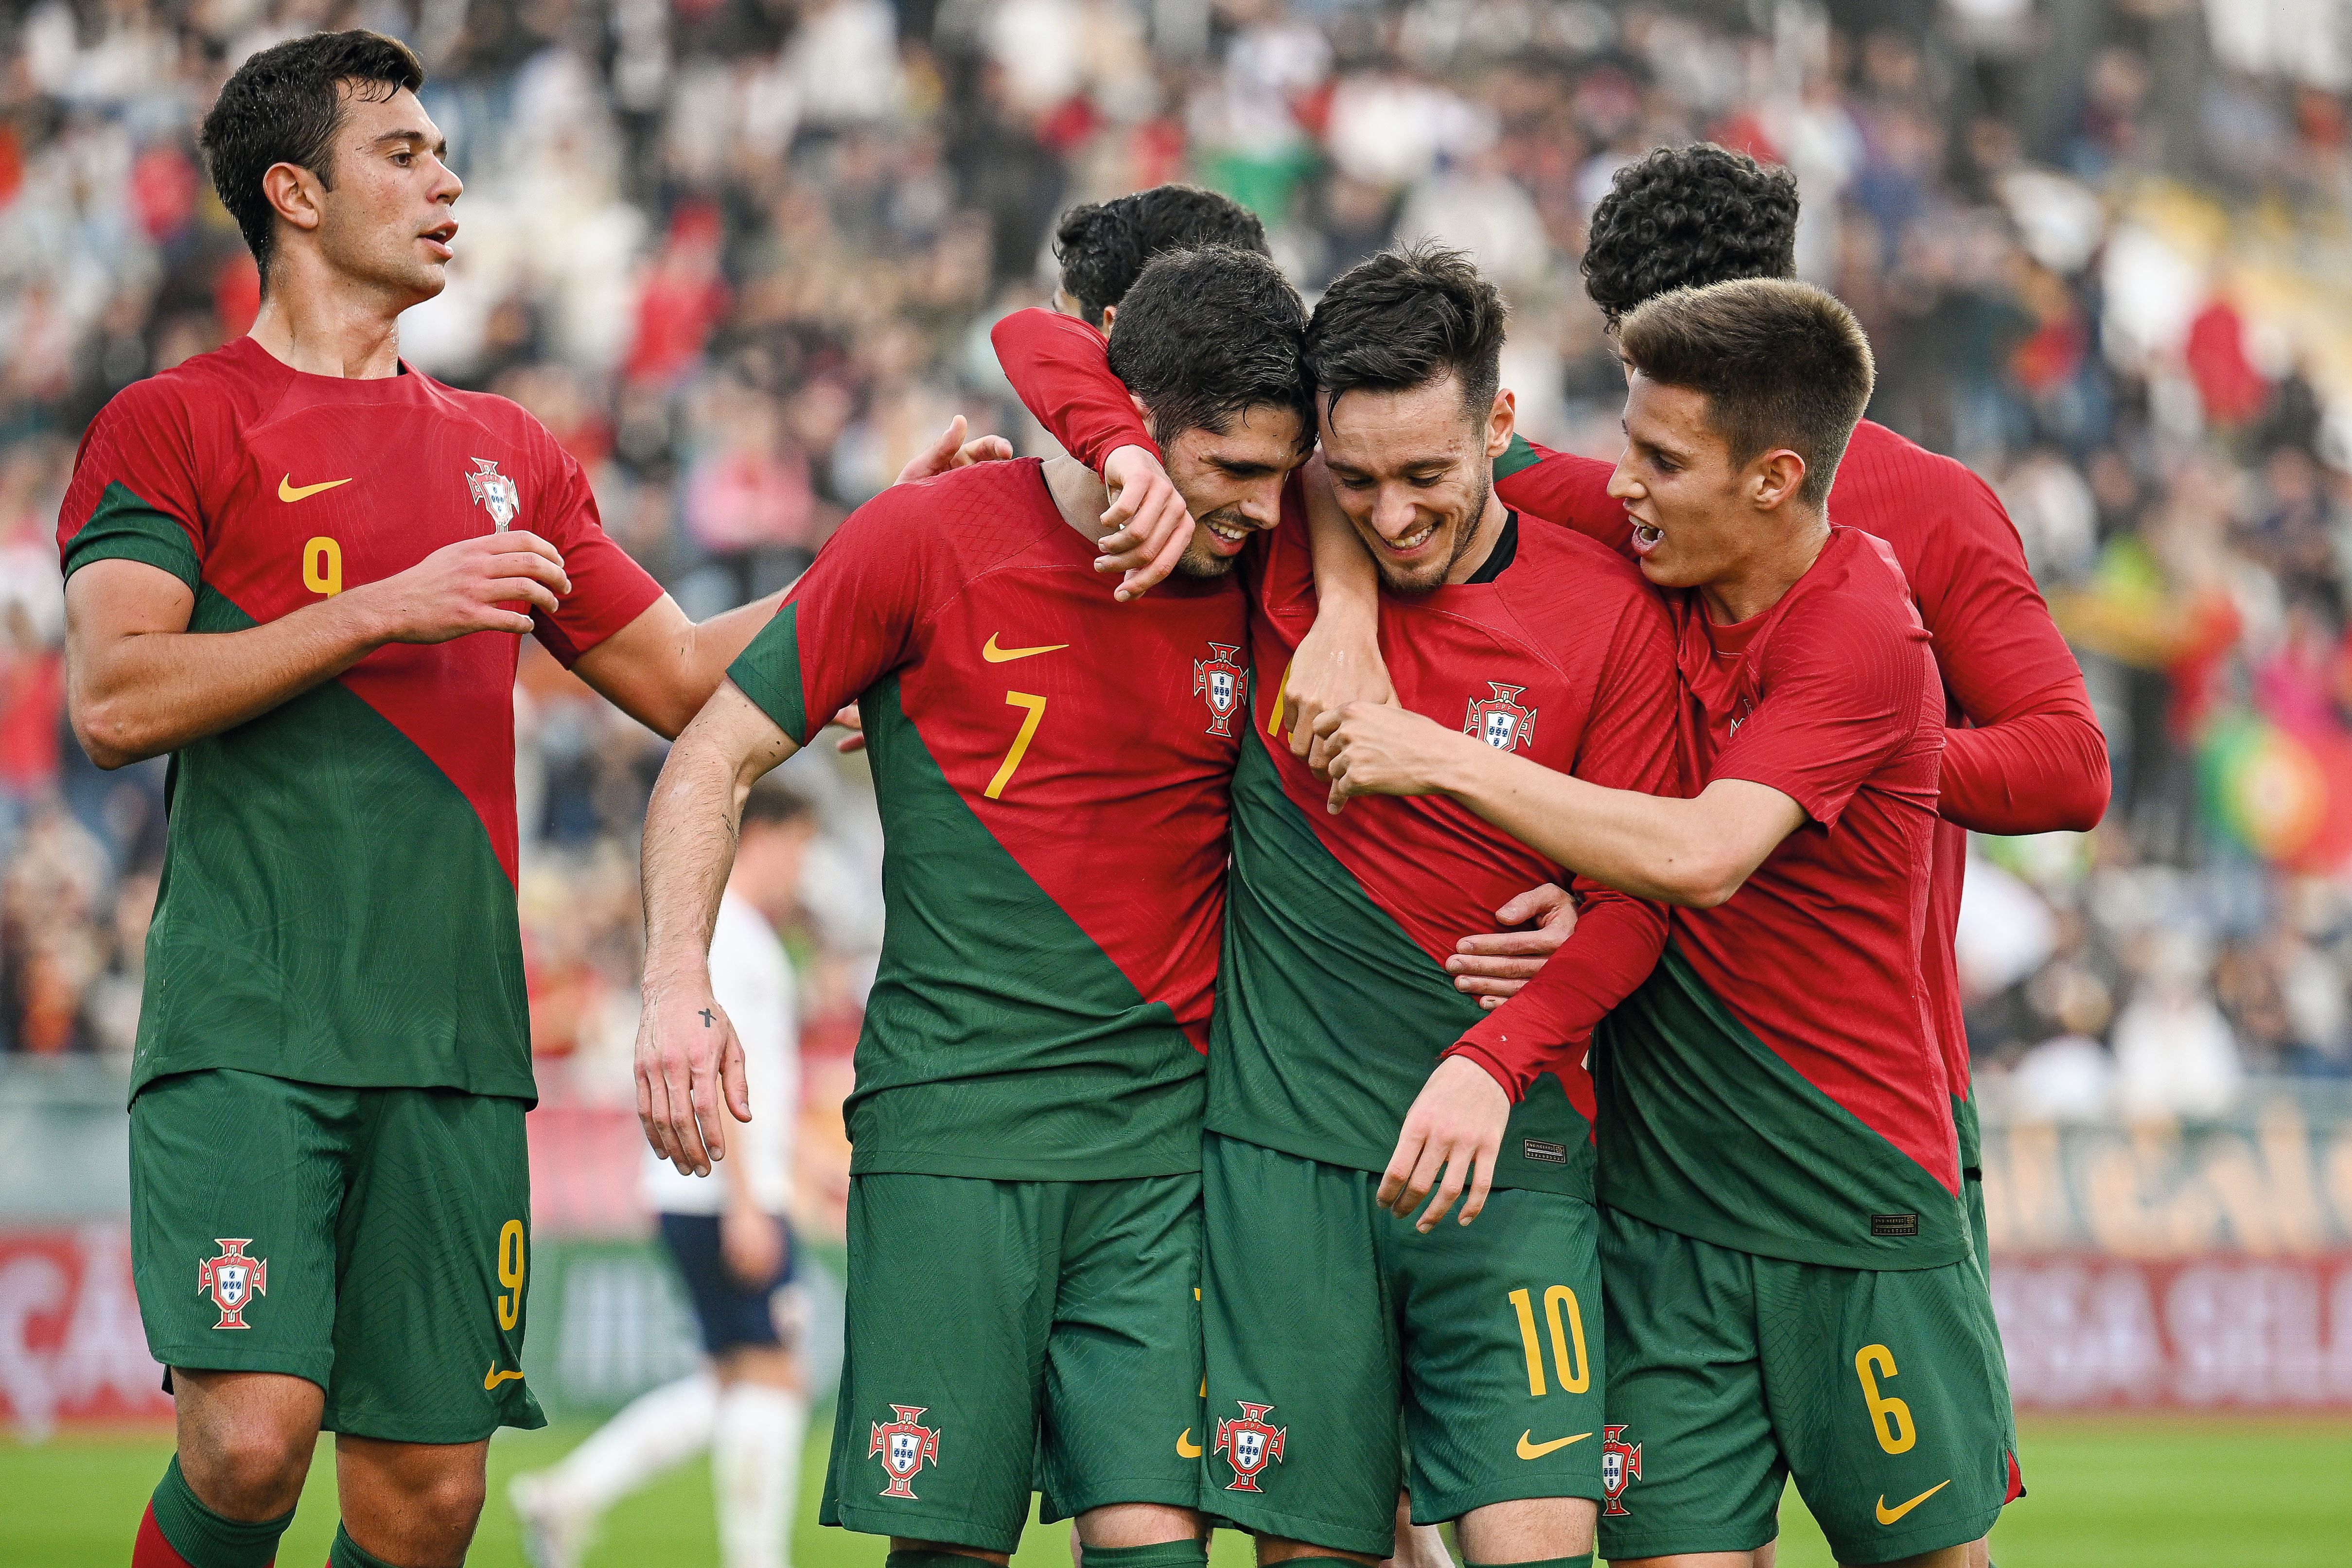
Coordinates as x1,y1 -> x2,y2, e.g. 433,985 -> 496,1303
57,336 -> 664,1102
1208,494 -> 1678,1199
724,458 -> 1243,1181
1596,527 -> 1960,1269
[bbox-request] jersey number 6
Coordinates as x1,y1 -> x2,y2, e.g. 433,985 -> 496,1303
985,691 -> 1048,800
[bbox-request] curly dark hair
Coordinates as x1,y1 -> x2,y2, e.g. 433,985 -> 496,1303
1107,245 -> 1312,450
1581,143 -> 1799,327
1054,185 -> 1269,328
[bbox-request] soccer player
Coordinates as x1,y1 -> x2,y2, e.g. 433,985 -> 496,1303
992,244 -> 1680,1568
633,246 -> 1312,1568
58,33 -> 991,1568
1314,279 -> 2014,1568
1051,184 -> 1268,331
510,777 -> 816,1568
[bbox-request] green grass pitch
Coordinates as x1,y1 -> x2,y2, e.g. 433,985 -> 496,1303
5,1413 -> 2347,1566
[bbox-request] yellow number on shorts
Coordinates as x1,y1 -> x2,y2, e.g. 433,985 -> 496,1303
1854,1343 -> 1917,1454
302,537 -> 342,597
984,692 -> 1048,800
496,1219 -> 527,1331
1508,1285 -> 1590,1397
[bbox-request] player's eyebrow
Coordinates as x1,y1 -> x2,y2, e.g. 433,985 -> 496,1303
370,128 -> 451,159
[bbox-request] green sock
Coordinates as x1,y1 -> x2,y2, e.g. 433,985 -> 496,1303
1468,1556 -> 1593,1568
149,1455 -> 296,1568
1080,1543 -> 1209,1568
886,1550 -> 1002,1568
329,1524 -> 400,1568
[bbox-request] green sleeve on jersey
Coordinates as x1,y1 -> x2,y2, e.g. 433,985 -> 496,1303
1595,945 -> 1966,1270
62,482 -> 200,589
1208,736 -> 1593,1197
1492,430 -> 1541,480
726,600 -> 810,743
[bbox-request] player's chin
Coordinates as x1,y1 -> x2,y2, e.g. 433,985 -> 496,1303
1172,538 -> 1240,579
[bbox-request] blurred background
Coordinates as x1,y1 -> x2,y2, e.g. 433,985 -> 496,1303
1,0 -> 2351,1563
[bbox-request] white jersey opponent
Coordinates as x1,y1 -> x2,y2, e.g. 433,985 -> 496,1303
641,891 -> 798,1216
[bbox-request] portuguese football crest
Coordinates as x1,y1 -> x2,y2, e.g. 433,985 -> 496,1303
1463,682 -> 1537,753
1600,1425 -> 1641,1516
1194,643 -> 1248,737
197,1239 -> 266,1330
466,457 -> 522,531
1213,1399 -> 1285,1492
869,1404 -> 941,1499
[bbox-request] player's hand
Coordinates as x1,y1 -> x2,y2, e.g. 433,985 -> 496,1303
1452,882 -> 1579,1010
721,1201 -> 786,1287
634,979 -> 752,1177
1380,1055 -> 1509,1230
895,415 -> 1014,484
1284,603 -> 1395,777
1318,702 -> 1472,813
1097,444 -> 1191,601
355,529 -> 571,642
831,702 -> 865,754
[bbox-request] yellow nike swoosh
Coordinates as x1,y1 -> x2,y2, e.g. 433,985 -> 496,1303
279,475 -> 353,503
484,1366 -> 526,1390
1176,1428 -> 1203,1459
1516,1430 -> 1592,1460
1875,1480 -> 1951,1525
983,634 -> 1069,663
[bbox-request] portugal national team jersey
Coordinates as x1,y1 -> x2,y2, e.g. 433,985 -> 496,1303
1209,495 -> 1679,1199
56,337 -> 663,1101
724,458 -> 1242,1181
1596,527 -> 1958,1268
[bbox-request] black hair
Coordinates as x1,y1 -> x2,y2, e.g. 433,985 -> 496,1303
1582,143 -> 1799,327
1106,245 -> 1313,450
1304,243 -> 1508,425
198,30 -> 426,285
1054,185 -> 1270,328
740,777 -> 814,831
1617,279 -> 1876,509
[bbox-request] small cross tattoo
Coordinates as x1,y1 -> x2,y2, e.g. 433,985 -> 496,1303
699,1008 -> 716,1027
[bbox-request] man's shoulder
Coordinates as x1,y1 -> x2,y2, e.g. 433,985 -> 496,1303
1831,421 -> 2013,554
91,342 -> 271,443
1765,529 -> 1928,664
409,374 -> 566,456
1500,513 -> 1667,632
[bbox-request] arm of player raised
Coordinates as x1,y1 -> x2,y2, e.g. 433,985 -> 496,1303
1916,472 -> 2109,833
1492,431 -> 1635,560
990,306 -> 1188,599
638,680 -> 798,1179
1285,454 -> 1393,771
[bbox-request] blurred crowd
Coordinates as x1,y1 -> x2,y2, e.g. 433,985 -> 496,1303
3,0 -> 2352,1134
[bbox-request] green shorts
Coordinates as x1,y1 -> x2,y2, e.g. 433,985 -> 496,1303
129,1068 -> 544,1444
1597,1206 -> 2012,1565
1201,1134 -> 1603,1557
820,1171 -> 1203,1552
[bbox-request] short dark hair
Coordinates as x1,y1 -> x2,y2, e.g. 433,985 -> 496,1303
1617,279 -> 1874,509
1304,243 -> 1507,425
740,777 -> 814,832
199,30 -> 426,285
1055,185 -> 1270,328
1107,246 -> 1313,449
1583,143 -> 1798,328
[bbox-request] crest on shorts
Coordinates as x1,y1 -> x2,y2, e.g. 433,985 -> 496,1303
1463,682 -> 1537,753
466,457 -> 521,531
1213,1399 -> 1285,1492
197,1239 -> 266,1330
1600,1425 -> 1641,1516
869,1404 -> 941,1499
1194,644 -> 1248,737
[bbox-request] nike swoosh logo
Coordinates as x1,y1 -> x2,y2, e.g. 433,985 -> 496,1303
279,475 -> 353,503
1876,1480 -> 1951,1525
1516,1430 -> 1592,1460
484,1366 -> 526,1390
983,634 -> 1069,663
1176,1428 -> 1203,1459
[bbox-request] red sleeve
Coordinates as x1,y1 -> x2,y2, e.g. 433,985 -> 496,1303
1445,591 -> 1679,1100
724,485 -> 931,743
1902,468 -> 2110,833
57,380 -> 208,588
531,446 -> 666,667
1493,433 -> 1633,560
1715,572 -> 1929,828
992,307 -> 1158,471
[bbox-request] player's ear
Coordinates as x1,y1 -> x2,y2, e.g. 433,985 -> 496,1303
1484,388 -> 1516,460
1751,448 -> 1807,513
1099,301 -> 1118,333
262,160 -> 326,235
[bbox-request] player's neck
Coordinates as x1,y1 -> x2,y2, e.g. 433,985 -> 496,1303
1042,454 -> 1116,546
245,258 -> 408,380
1697,512 -> 1830,626
1442,489 -> 1512,586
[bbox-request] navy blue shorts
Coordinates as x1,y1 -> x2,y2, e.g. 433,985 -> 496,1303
657,1211 -> 795,1355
